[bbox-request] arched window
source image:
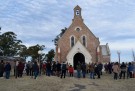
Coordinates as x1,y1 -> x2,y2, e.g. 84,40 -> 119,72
82,36 -> 86,47
71,36 -> 75,47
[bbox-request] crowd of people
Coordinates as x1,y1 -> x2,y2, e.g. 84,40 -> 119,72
0,60 -> 135,80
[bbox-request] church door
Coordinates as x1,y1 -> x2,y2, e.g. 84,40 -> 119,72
73,53 -> 85,70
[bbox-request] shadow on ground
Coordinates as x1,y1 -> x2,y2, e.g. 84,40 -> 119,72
69,84 -> 86,91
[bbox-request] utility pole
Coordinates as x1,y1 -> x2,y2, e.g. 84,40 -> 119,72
117,51 -> 121,65
132,49 -> 135,61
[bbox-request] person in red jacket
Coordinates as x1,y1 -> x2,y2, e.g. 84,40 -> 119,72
68,65 -> 74,77
42,62 -> 46,75
17,61 -> 24,77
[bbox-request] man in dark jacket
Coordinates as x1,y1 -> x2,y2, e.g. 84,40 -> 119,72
108,62 -> 112,74
4,62 -> 11,79
119,62 -> 127,79
46,61 -> 51,76
26,61 -> 30,76
98,62 -> 103,75
32,61 -> 39,79
95,62 -> 101,79
81,62 -> 86,78
56,61 -> 61,77
0,60 -> 5,77
61,62 -> 66,78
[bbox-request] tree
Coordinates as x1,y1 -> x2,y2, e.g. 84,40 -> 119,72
0,28 -> 46,61
0,31 -> 22,56
46,49 -> 55,61
19,44 -> 28,59
53,27 -> 67,46
27,44 -> 45,60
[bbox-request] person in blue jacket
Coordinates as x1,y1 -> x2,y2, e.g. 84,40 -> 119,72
4,62 -> 11,79
127,62 -> 133,78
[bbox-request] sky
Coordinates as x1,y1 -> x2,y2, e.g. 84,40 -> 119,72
0,0 -> 135,62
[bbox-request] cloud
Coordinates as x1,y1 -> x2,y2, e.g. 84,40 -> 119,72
0,0 -> 135,62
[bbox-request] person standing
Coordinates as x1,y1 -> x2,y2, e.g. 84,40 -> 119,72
0,60 -> 5,78
108,62 -> 112,74
95,62 -> 101,79
132,62 -> 135,78
81,62 -> 86,78
26,61 -> 30,76
42,62 -> 46,75
76,62 -> 81,78
87,63 -> 90,73
18,61 -> 24,77
127,62 -> 133,78
29,61 -> 33,77
104,63 -> 108,74
4,62 -> 11,79
112,62 -> 119,80
46,61 -> 51,76
15,60 -> 19,78
56,61 -> 61,77
33,61 -> 39,79
66,62 -> 69,75
89,63 -> 95,79
68,65 -> 74,77
98,62 -> 103,75
39,62 -> 42,75
119,62 -> 126,79
61,62 -> 66,78
52,61 -> 57,76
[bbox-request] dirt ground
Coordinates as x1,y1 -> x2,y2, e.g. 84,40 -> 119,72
0,73 -> 135,91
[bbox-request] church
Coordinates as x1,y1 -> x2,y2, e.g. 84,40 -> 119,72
54,5 -> 110,69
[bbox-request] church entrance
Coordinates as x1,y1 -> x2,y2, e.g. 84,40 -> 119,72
73,53 -> 85,70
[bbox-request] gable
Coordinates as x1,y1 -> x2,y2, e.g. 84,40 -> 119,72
66,40 -> 93,66
57,6 -> 99,45
57,19 -> 99,45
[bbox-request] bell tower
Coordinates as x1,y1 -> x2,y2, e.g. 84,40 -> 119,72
74,5 -> 82,18
73,5 -> 83,21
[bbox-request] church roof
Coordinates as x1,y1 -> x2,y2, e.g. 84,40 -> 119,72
74,5 -> 81,10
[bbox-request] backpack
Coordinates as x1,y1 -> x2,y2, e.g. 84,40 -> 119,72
77,64 -> 81,71
62,64 -> 66,70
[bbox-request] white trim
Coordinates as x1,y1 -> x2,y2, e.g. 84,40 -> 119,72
70,35 -> 75,48
97,46 -> 100,53
67,41 -> 92,66
58,47 -> 60,53
75,26 -> 82,32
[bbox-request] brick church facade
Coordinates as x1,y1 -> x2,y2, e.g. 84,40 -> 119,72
54,5 -> 110,68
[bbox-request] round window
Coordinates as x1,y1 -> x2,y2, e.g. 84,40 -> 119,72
76,28 -> 80,32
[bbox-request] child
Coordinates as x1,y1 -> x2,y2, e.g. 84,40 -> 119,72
68,65 -> 74,77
